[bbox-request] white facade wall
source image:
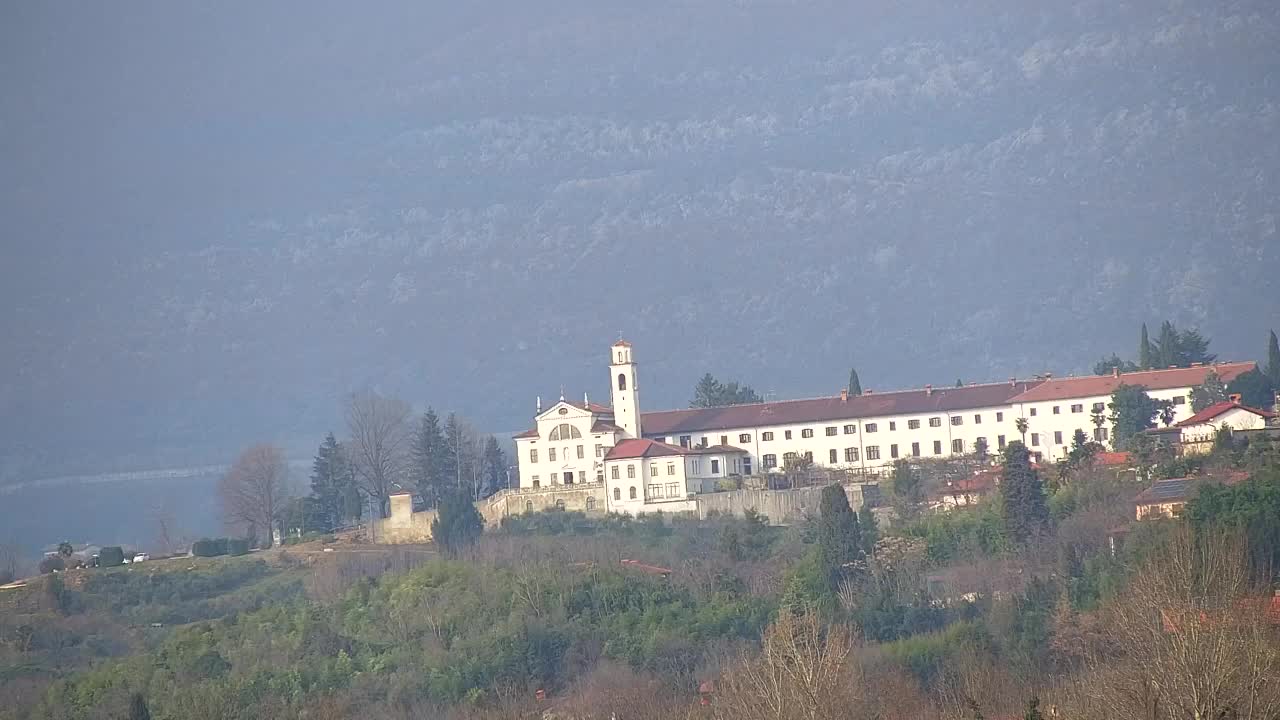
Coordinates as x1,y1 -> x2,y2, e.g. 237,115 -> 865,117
650,403 -> 1018,476
1180,407 -> 1271,445
515,402 -> 618,490
604,453 -> 694,516
1012,387 -> 1194,462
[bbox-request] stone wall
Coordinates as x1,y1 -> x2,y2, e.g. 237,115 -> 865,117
694,483 -> 874,524
481,484 -> 608,525
372,493 -> 437,544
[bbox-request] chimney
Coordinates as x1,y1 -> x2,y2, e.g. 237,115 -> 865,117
1229,393 -> 1242,404
1009,377 -> 1017,387
864,389 -> 873,395
925,384 -> 933,396
584,392 -> 589,406
536,396 -> 542,414
840,388 -> 848,403
1112,366 -> 1120,379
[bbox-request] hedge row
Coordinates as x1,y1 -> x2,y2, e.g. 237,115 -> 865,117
191,538 -> 251,557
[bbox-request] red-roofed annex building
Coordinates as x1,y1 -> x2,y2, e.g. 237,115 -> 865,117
512,341 -> 1259,516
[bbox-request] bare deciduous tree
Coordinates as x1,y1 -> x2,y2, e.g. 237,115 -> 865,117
217,444 -> 290,548
1061,527 -> 1280,720
712,611 -> 860,720
345,390 -> 412,518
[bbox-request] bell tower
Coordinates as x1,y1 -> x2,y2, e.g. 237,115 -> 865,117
609,340 -> 642,438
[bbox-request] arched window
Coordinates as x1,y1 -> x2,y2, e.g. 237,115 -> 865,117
617,373 -> 627,391
629,486 -> 637,499
613,487 -> 621,501
548,423 -> 582,441
586,497 -> 596,511
525,501 -> 533,512
555,499 -> 566,510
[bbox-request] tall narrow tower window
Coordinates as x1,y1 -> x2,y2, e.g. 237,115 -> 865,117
617,373 -> 627,391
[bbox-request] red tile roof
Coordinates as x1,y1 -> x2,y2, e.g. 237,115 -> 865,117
591,419 -> 623,433
1095,451 -> 1132,467
640,380 -> 1042,436
1009,363 -> 1256,403
604,438 -> 689,460
513,428 -> 539,439
613,339 -> 632,347
1176,400 -> 1276,428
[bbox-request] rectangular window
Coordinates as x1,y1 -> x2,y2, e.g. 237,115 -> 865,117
743,457 -> 752,474
1054,431 -> 1063,445
650,463 -> 658,476
667,463 -> 676,475
974,414 -> 982,424
578,471 -> 586,483
845,447 -> 859,462
577,445 -> 584,459
762,431 -> 774,441
692,459 -> 702,475
889,421 -> 897,431
1093,427 -> 1110,441
865,423 -> 878,433
996,412 -> 1004,422
611,466 -> 619,480
951,416 -> 963,426
548,448 -> 557,462
908,419 -> 921,430
530,449 -> 539,463
1053,406 -> 1061,415
890,444 -> 899,459
1071,404 -> 1083,413
763,454 -> 777,469
803,451 -> 813,462
933,440 -> 943,455
1092,402 -> 1105,413
1172,396 -> 1186,406
952,438 -> 964,454
998,435 -> 1006,449
679,435 -> 691,448
829,449 -> 838,464
720,435 -> 728,446
739,433 -> 752,443
649,485 -> 662,499
929,417 -> 942,427
911,442 -> 920,457
1031,433 -> 1040,447
627,465 -> 636,479
701,436 -> 709,447
843,424 -> 857,434
801,428 -> 814,439
595,444 -> 603,458
532,475 -> 540,487
785,430 -> 793,440
976,437 -> 986,451
825,426 -> 838,436
1030,408 -> 1038,417
667,482 -> 678,497
866,446 -> 880,460
711,459 -> 721,474
597,471 -> 604,482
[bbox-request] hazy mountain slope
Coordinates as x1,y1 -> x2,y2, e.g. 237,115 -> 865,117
2,0 -> 1279,481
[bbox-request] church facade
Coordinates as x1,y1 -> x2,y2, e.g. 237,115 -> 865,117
513,340 -> 1257,516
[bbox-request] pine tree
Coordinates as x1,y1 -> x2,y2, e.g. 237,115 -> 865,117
1138,322 -> 1152,369
1267,330 -> 1280,388
816,484 -> 862,583
411,409 -> 447,507
848,367 -> 862,396
999,441 -> 1050,545
309,433 -> 346,531
481,435 -> 506,497
431,489 -> 484,555
128,693 -> 152,720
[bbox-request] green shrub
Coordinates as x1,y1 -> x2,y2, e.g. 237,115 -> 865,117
191,539 -> 228,557
99,547 -> 126,567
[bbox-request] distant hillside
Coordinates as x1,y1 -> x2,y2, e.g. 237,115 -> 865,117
2,0 -> 1278,482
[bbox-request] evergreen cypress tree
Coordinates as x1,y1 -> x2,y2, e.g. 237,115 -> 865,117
1138,322 -> 1151,369
999,441 -> 1050,545
1156,320 -> 1178,368
128,693 -> 152,720
1109,384 -> 1160,450
431,489 -> 484,555
411,408 -> 447,507
848,367 -> 862,396
441,413 -> 464,493
1267,329 -> 1280,388
309,433 -> 345,532
857,502 -> 879,557
816,484 -> 862,587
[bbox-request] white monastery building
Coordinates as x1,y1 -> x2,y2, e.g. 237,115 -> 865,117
513,340 -> 1257,516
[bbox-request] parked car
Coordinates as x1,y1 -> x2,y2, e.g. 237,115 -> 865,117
132,553 -> 150,563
